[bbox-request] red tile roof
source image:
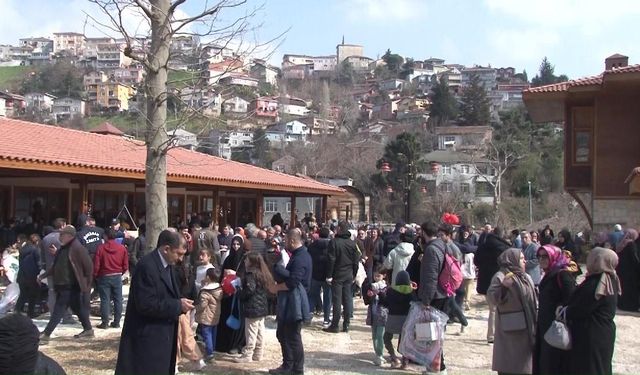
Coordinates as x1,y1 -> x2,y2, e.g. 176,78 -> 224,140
0,118 -> 344,195
90,122 -> 125,136
525,63 -> 640,94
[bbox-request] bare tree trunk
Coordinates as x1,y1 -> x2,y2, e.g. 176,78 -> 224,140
144,0 -> 172,249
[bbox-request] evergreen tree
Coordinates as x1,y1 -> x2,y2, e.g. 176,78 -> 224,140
252,127 -> 272,168
382,49 -> 404,74
531,57 -> 569,87
429,76 -> 458,126
459,74 -> 491,126
336,60 -> 356,86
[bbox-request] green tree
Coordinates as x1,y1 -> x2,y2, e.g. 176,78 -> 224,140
335,60 -> 356,86
382,49 -> 404,74
21,61 -> 84,98
531,57 -> 569,87
252,127 -> 273,168
371,132 -> 425,222
429,76 -> 458,126
459,74 -> 491,126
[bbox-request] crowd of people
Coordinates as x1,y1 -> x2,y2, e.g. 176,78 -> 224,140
0,211 -> 638,375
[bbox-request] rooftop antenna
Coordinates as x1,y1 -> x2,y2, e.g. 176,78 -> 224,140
342,35 -> 344,45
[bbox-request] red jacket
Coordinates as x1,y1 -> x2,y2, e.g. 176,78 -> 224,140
93,239 -> 129,278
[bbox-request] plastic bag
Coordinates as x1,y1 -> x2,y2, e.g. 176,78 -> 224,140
399,301 -> 449,372
0,283 -> 20,316
354,262 -> 366,289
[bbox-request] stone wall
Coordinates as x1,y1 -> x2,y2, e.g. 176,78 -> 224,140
593,199 -> 640,232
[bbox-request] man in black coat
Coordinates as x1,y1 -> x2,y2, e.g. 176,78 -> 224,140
324,221 -> 360,333
473,227 -> 509,343
270,228 -> 312,375
307,227 -> 332,325
115,230 -> 194,375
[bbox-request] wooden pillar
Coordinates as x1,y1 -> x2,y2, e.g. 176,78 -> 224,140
213,189 -> 220,225
9,185 -> 15,220
322,195 -> 328,224
182,191 -> 188,225
256,191 -> 264,227
289,193 -> 297,229
67,187 -> 73,224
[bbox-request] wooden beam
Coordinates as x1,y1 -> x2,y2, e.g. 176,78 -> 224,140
213,189 -> 220,226
256,191 -> 263,227
8,185 -> 14,219
67,187 -> 73,224
322,195 -> 328,224
290,194 -> 296,229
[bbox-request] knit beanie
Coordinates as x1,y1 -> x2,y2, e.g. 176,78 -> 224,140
395,270 -> 411,286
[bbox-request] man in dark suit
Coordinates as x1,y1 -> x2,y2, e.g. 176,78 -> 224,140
115,230 -> 194,375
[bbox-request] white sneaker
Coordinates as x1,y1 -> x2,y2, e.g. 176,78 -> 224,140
373,356 -> 386,366
193,359 -> 206,371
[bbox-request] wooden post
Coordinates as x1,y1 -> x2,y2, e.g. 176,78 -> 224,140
322,195 -> 328,224
213,189 -> 220,225
289,194 -> 297,229
182,192 -> 187,225
67,187 -> 73,224
256,191 -> 264,227
9,185 -> 15,220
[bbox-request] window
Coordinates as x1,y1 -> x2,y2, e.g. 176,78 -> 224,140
441,182 -> 453,193
264,199 -> 277,212
442,165 -> 452,175
285,202 -> 291,213
460,183 -> 470,193
476,182 -> 492,197
460,164 -> 470,174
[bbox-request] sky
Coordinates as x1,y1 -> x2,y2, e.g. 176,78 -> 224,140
2,0 -> 640,79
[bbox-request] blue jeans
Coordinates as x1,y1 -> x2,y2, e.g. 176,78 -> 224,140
200,324 -> 218,356
97,275 -> 123,325
308,279 -> 332,323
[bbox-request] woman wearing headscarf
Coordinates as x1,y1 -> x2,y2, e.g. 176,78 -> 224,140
533,245 -> 576,375
487,248 -> 538,375
215,235 -> 247,354
615,229 -> 640,311
565,247 -> 620,375
555,229 -> 576,255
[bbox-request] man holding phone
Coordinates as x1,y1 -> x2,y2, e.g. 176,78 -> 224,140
115,229 -> 194,375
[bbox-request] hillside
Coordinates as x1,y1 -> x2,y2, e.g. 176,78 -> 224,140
0,66 -> 31,91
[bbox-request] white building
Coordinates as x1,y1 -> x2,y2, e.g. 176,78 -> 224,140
222,96 -> 249,114
52,97 -> 86,122
52,32 -> 85,55
168,128 -> 198,150
24,92 -> 57,112
278,97 -> 309,116
0,98 -> 5,117
266,120 -> 309,147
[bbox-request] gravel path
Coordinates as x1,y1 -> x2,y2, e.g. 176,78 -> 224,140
37,284 -> 640,374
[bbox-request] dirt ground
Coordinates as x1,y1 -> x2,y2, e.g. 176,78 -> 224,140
36,284 -> 640,375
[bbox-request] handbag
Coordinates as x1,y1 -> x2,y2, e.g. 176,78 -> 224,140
225,294 -> 241,330
544,306 -> 572,350
499,311 -> 526,331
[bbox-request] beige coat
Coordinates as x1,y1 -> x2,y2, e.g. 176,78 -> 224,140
487,271 -> 535,374
195,283 -> 223,326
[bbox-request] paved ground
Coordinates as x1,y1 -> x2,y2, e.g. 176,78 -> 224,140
36,284 -> 640,374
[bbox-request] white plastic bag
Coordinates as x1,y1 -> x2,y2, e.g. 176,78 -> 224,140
399,301 -> 449,372
0,283 -> 20,316
354,262 -> 366,288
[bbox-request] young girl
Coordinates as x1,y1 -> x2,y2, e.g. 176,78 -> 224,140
195,249 -> 215,293
364,266 -> 388,366
379,270 -> 417,369
195,267 -> 223,363
235,251 -> 274,362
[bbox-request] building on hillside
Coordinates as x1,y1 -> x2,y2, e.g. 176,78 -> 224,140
206,58 -> 245,85
84,37 -> 115,59
0,92 -> 25,117
207,129 -> 254,159
9,47 -> 32,65
419,149 -> 496,204
222,95 -> 250,114
344,55 -> 374,71
24,92 -> 57,113
90,122 -> 126,136
461,66 -> 497,92
84,71 -> 109,104
95,82 -> 135,112
251,97 -> 279,119
201,44 -> 235,64
496,67 -> 516,82
218,75 -> 259,87
0,45 -> 12,61
250,61 -> 279,86
299,116 -> 337,136
179,88 -> 221,117
52,97 -> 86,122
435,125 -> 493,151
266,120 -> 309,147
112,65 -> 145,85
282,64 -> 313,80
277,96 -> 309,116
336,41 -> 364,64
441,67 -> 463,91
523,53 -> 640,231
52,32 -> 85,55
97,42 -> 130,70
0,98 -> 5,117
379,79 -> 405,92
372,98 -> 400,120
0,117 -> 344,229
282,54 -> 314,68
168,128 -> 199,150
19,38 -> 53,65
493,83 -> 530,111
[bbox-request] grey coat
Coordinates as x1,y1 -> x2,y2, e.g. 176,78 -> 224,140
487,271 -> 536,375
418,238 -> 447,304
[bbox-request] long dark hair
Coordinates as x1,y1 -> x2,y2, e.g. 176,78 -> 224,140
244,251 -> 274,287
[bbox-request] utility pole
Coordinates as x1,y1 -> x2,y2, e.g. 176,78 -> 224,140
528,180 -> 533,224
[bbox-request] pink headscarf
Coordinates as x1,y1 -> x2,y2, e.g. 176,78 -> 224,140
615,229 -> 638,253
537,244 -> 569,271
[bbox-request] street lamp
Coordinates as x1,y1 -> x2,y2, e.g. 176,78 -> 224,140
527,180 -> 533,224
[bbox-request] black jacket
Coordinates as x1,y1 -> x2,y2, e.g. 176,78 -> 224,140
379,285 -> 417,316
308,238 -> 330,281
474,233 -> 510,295
326,233 -> 360,282
237,271 -> 269,318
17,244 -> 40,281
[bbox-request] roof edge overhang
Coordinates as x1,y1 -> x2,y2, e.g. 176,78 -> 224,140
523,91 -> 567,123
0,158 -> 345,196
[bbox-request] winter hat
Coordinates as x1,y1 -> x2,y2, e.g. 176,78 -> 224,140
401,229 -> 417,243
394,270 -> 411,286
0,313 -> 40,374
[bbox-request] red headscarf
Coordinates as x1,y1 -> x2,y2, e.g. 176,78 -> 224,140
537,244 -> 569,271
